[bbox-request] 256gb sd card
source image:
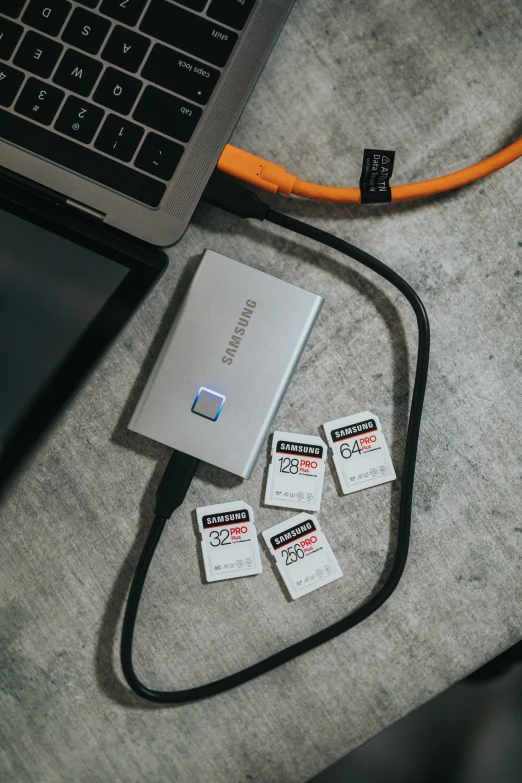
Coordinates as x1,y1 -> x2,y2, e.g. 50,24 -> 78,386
262,513 -> 342,600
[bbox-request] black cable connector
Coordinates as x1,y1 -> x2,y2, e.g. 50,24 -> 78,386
120,173 -> 430,704
202,170 -> 270,220
154,450 -> 199,520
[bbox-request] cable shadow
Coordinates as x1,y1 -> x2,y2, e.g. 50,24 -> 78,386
263,185 -> 462,224
97,213 -> 413,706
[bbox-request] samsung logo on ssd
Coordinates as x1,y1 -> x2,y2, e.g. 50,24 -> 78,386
222,299 -> 257,365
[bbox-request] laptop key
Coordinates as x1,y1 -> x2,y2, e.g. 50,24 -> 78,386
93,67 -> 142,115
14,76 -> 64,124
94,113 -> 144,162
75,1 -> 99,7
14,31 -> 63,79
207,0 -> 256,30
62,7 -> 111,55
0,18 -> 24,61
53,49 -> 102,96
175,0 -> 206,10
135,132 -> 184,180
99,0 -> 148,27
0,64 -> 24,107
3,0 -> 29,19
140,1 -> 238,68
142,45 -> 220,106
101,25 -> 150,73
133,85 -> 202,143
0,107 -> 166,206
55,94 -> 104,142
22,0 -> 72,37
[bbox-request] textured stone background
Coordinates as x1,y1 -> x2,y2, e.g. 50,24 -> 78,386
1,0 -> 522,781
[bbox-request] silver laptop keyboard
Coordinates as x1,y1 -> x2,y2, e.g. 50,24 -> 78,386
0,0 -> 256,207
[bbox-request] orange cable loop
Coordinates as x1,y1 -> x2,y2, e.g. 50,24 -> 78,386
217,138 -> 522,203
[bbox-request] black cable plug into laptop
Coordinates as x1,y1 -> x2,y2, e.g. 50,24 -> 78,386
120,169 -> 430,704
202,170 -> 271,221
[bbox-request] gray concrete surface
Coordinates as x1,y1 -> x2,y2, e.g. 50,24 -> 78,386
1,0 -> 522,781
312,651 -> 522,783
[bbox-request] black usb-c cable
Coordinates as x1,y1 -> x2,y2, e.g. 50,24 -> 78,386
120,171 -> 431,703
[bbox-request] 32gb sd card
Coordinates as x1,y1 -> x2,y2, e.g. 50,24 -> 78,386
196,501 -> 262,582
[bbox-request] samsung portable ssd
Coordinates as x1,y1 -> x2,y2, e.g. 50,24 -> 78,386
129,250 -> 323,477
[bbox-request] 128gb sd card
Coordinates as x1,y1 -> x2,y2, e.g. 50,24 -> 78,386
264,431 -> 326,511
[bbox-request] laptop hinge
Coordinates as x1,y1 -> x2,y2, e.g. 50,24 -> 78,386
65,198 -> 105,221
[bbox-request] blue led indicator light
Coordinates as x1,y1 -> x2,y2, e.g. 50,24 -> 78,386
191,387 -> 226,421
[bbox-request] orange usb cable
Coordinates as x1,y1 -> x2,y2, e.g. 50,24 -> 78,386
217,138 -> 522,203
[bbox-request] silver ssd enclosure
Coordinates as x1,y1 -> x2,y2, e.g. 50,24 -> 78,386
129,250 -> 323,477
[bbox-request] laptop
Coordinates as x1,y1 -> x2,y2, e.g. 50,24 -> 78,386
0,0 -> 294,488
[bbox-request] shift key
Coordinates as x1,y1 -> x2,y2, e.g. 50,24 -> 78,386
140,0 -> 238,68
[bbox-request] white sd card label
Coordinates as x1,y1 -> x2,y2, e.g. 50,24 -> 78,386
263,513 -> 342,600
264,431 -> 326,511
324,411 -> 395,494
196,501 -> 262,582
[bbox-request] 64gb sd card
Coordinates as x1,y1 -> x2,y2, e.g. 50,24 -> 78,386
196,501 -> 262,582
324,411 -> 395,494
264,431 -> 326,511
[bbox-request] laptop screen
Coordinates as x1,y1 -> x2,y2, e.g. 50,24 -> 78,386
0,208 -> 128,446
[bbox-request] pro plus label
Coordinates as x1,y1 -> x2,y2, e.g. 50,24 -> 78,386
324,411 -> 395,494
265,431 -> 326,511
196,501 -> 262,582
262,513 -> 342,600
